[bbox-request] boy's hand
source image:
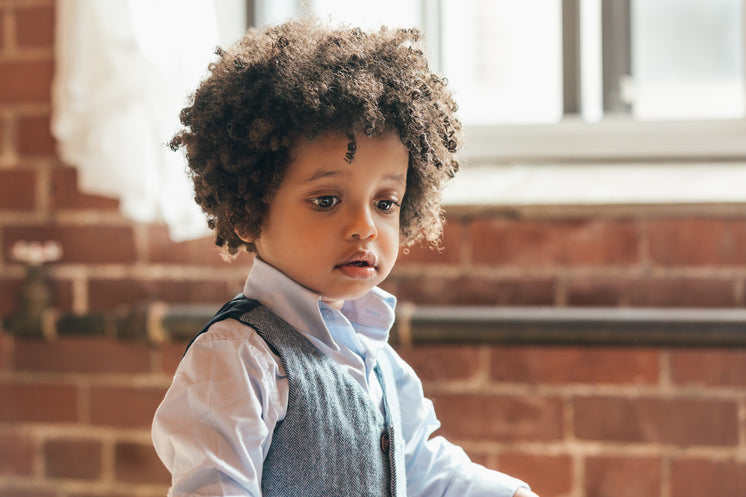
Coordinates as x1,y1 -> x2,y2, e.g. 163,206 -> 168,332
513,488 -> 540,497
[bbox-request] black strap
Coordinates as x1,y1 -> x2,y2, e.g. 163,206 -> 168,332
182,295 -> 262,357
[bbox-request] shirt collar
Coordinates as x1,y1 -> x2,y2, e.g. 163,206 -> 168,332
242,258 -> 396,350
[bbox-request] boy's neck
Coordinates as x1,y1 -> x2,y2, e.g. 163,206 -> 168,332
321,298 -> 345,311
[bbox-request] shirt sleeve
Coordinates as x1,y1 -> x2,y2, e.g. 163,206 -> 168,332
151,319 -> 288,497
385,347 -> 530,497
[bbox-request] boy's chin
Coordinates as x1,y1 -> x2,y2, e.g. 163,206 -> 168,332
320,285 -> 377,307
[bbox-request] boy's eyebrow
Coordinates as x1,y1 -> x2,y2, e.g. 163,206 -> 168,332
384,174 -> 407,185
303,169 -> 341,183
302,169 -> 407,185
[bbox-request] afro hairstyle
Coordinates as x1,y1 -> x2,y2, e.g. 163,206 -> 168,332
170,17 -> 462,255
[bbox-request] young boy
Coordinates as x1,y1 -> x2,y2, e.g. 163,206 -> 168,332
153,18 -> 539,497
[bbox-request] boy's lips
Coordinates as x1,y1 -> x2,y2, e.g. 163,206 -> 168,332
335,251 -> 378,279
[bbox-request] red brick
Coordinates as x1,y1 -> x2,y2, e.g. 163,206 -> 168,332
89,385 -> 166,428
159,341 -> 189,376
490,346 -> 659,385
0,431 -> 34,475
584,455 -> 662,497
0,381 -> 78,423
17,114 -> 56,156
3,225 -> 137,264
397,219 -> 463,265
467,449 -> 492,467
114,442 -> 170,484
433,393 -> 564,442
568,277 -> 737,308
14,337 -> 152,374
146,224 -> 253,267
51,166 -> 120,211
51,278 -> 74,314
670,349 -> 746,387
389,275 -> 555,306
0,485 -> 55,497
0,59 -> 54,103
44,438 -> 102,479
15,5 -> 55,48
566,278 -> 624,306
671,457 -> 746,497
627,278 -> 736,307
0,11 -> 5,50
0,169 -> 36,210
0,278 -> 24,317
496,452 -> 573,497
574,396 -> 738,446
648,218 -> 746,266
397,345 -> 482,382
471,218 -> 640,266
0,275 -> 73,320
0,332 -> 8,371
88,278 -> 234,311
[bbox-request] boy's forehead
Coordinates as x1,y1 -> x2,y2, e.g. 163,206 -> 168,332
286,132 -> 408,182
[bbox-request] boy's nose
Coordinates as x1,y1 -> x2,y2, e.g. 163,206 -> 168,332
345,205 -> 378,241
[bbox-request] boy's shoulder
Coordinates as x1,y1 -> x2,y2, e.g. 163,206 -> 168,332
182,296 -> 261,352
189,315 -> 264,350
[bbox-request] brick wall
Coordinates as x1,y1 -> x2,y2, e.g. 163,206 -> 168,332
1,1 -> 745,496
2,333 -> 745,497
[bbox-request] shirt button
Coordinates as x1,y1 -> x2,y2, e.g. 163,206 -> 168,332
380,431 -> 390,454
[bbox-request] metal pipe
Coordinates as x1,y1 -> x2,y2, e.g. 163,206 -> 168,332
390,306 -> 746,348
17,303 -> 746,348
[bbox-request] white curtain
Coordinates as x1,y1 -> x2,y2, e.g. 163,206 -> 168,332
52,0 -> 219,241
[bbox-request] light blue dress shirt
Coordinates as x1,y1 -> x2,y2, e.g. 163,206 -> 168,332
152,258 -> 528,497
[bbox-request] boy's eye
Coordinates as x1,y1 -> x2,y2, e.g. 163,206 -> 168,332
311,196 -> 339,209
375,199 -> 400,212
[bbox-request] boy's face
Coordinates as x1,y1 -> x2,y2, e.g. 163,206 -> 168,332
248,132 -> 409,309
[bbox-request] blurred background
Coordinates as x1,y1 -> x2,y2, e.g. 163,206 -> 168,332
1,1 -> 745,496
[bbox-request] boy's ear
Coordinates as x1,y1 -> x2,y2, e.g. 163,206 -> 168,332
234,227 -> 254,243
229,209 -> 255,243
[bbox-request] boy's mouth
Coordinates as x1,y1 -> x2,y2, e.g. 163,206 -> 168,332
337,251 -> 377,268
346,260 -> 371,267
335,252 -> 378,279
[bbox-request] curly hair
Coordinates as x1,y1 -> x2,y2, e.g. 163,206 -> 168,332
170,18 -> 462,255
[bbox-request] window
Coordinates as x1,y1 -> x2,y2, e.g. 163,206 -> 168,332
246,1 -> 743,120
233,0 -> 746,206
630,0 -> 743,121
440,1 -> 564,125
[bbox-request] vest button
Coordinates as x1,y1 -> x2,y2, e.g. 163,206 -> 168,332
380,431 -> 390,454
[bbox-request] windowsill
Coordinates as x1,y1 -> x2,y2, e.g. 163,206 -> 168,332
446,118 -> 746,208
443,161 -> 746,207
461,118 -> 746,161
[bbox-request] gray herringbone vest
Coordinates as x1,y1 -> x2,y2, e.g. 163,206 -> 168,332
190,297 -> 403,497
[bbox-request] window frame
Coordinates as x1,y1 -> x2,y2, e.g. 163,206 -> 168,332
462,0 -> 746,164
462,118 -> 746,163
242,0 -> 746,170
